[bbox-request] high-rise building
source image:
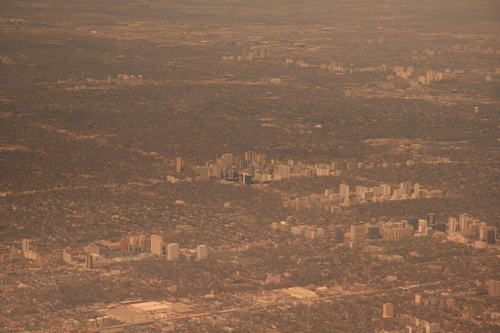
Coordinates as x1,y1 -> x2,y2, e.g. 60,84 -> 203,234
459,213 -> 470,231
436,222 -> 447,232
239,173 -> 253,185
488,280 -> 500,296
400,182 -> 412,195
408,217 -> 419,231
350,222 -> 367,241
167,243 -> 179,260
244,151 -> 256,162
413,183 -> 420,198
448,217 -> 457,233
480,227 -> 497,245
367,226 -> 381,239
22,239 -> 30,253
84,255 -> 93,269
151,235 -> 164,256
356,185 -> 368,197
340,184 -> 350,199
415,294 -> 422,305
379,184 -> 391,196
427,213 -> 436,226
196,245 -> 208,260
175,157 -> 182,173
277,165 -> 290,179
383,303 -> 394,318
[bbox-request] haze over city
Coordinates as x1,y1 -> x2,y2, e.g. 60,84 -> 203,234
0,0 -> 499,332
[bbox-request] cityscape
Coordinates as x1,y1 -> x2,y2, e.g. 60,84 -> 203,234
0,0 -> 499,332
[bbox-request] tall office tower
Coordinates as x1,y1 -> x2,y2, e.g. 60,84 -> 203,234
367,226 -> 381,239
448,217 -> 457,233
151,235 -> 164,255
413,183 -> 420,198
340,184 -> 350,199
383,303 -> 394,318
418,219 -> 428,234
356,186 -> 368,197
21,239 -> 30,253
480,227 -> 497,244
239,173 -> 252,185
196,245 -> 208,260
244,151 -> 256,162
488,280 -> 500,296
415,294 -> 422,305
256,154 -> 266,165
436,222 -> 447,232
138,75 -> 143,85
84,255 -> 93,269
408,217 -> 419,230
277,165 -> 290,179
167,243 -> 179,260
466,223 -> 480,237
137,235 -> 151,253
350,222 -> 367,241
175,157 -> 182,173
459,213 -> 469,231
427,213 -> 436,226
379,184 -> 392,196
400,182 -> 412,195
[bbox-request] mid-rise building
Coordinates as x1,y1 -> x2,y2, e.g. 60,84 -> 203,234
340,184 -> 350,199
84,255 -> 93,269
448,217 -> 457,233
175,157 -> 182,172
379,184 -> 392,196
151,235 -> 164,256
351,222 -> 367,241
400,182 -> 412,195
426,323 -> 440,333
427,213 -> 436,226
488,280 -> 500,296
197,245 -> 208,260
480,227 -> 497,244
167,243 -> 179,260
383,303 -> 394,318
21,239 -> 30,253
277,165 -> 290,179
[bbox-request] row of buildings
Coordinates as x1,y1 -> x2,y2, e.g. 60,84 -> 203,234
348,213 -> 497,245
194,152 -> 433,185
283,182 -> 443,213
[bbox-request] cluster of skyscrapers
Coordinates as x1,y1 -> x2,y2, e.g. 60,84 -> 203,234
283,182 -> 441,213
349,213 -> 497,245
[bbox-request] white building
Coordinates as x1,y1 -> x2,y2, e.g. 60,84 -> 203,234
151,235 -> 163,256
196,245 -> 208,260
167,243 -> 179,260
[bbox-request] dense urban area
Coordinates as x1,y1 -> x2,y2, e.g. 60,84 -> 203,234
0,0 -> 499,332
